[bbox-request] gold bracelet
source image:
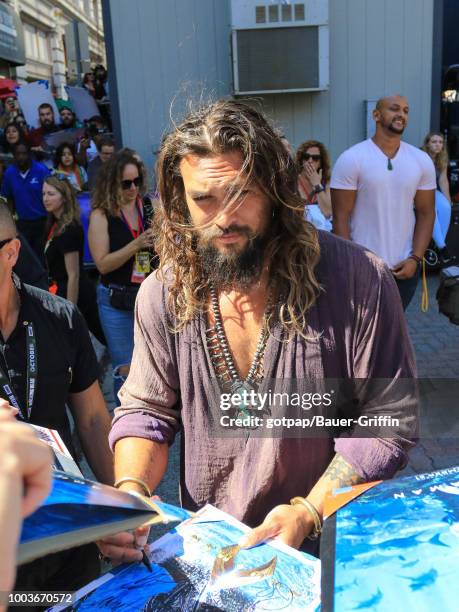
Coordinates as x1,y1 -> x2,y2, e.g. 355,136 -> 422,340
114,476 -> 151,497
290,496 -> 322,539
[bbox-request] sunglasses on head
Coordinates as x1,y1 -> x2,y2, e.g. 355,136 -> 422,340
121,177 -> 141,190
0,237 -> 14,249
303,154 -> 321,162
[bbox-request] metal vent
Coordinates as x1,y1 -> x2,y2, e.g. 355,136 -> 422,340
255,5 -> 266,23
235,26 -> 319,92
268,4 -> 279,22
281,3 -> 292,22
294,3 -> 305,21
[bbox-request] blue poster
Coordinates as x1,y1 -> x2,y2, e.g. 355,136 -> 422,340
331,466 -> 459,611
51,505 -> 321,611
21,471 -> 188,548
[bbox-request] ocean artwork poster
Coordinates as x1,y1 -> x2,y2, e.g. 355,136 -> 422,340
21,471 -> 189,546
325,465 -> 459,611
50,505 -> 321,611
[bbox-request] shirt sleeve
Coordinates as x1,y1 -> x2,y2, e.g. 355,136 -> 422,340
330,149 -> 359,190
334,251 -> 418,480
69,305 -> 99,393
417,153 -> 437,191
58,224 -> 82,255
109,275 -> 181,450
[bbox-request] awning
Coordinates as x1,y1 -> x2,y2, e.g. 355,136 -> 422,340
0,3 -> 25,66
0,77 -> 18,99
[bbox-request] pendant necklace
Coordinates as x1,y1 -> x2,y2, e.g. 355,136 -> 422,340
209,284 -> 272,422
387,157 -> 393,171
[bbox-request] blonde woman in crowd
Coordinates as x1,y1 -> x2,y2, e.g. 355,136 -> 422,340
422,132 -> 454,264
43,175 -> 104,342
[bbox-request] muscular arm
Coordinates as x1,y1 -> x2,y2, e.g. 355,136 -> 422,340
240,453 -> 365,549
113,437 -> 169,495
331,189 -> 357,239
69,381 -> 114,484
305,453 -> 365,518
412,188 -> 435,259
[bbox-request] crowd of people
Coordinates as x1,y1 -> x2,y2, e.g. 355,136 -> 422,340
0,93 -> 452,604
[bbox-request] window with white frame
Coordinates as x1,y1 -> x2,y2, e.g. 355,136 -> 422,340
24,23 -> 51,63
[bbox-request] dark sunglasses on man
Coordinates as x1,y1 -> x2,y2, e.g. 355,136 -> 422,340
303,153 -> 321,162
121,177 -> 142,190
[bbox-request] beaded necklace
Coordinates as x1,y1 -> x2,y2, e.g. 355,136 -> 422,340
208,284 -> 272,420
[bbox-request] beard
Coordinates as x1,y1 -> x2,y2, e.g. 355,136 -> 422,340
382,118 -> 406,135
196,224 -> 270,291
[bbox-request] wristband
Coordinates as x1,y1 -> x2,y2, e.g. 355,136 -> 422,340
408,254 -> 422,265
290,496 -> 322,539
114,476 -> 151,497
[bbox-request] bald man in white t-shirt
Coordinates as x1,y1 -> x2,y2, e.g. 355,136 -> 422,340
331,95 -> 436,309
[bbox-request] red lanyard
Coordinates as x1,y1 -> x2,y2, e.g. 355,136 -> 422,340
44,222 -> 57,252
120,199 -> 144,239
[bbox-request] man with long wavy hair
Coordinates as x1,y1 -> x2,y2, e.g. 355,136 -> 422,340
102,100 -> 417,561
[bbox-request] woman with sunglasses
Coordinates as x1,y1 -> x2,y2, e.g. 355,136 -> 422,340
54,142 -> 88,192
42,175 -> 105,343
89,151 -> 156,400
296,140 -> 332,231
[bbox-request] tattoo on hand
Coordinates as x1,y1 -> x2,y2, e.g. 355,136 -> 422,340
324,454 -> 365,487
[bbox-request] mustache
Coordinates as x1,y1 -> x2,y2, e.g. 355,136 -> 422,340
200,224 -> 256,241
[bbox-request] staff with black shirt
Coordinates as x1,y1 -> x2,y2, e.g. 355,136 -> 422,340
89,151 -> 156,402
0,202 -> 113,600
43,175 -> 105,344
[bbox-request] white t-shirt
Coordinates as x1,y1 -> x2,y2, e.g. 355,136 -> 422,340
330,138 -> 436,267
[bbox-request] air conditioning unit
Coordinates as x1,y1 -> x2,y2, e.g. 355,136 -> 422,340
231,1 -> 329,95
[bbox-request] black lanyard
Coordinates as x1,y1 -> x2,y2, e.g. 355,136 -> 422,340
0,321 -> 37,421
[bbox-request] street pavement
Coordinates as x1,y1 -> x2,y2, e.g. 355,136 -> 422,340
399,271 -> 459,476
91,271 -> 459,502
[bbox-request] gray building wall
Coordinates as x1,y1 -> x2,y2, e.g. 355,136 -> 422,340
104,0 -> 434,172
103,0 -> 232,176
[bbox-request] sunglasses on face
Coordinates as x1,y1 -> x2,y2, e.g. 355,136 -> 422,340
121,177 -> 141,190
303,154 -> 321,162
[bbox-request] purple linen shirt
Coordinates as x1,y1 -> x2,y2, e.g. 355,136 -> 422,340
109,231 -> 417,528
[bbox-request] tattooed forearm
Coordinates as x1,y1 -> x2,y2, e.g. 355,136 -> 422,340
323,454 -> 365,487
